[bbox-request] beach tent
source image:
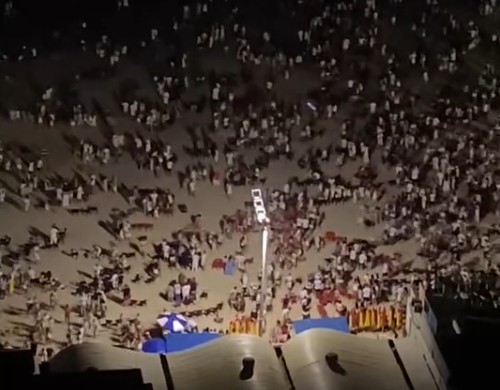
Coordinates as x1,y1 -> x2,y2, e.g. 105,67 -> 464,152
142,337 -> 167,354
293,317 -> 349,335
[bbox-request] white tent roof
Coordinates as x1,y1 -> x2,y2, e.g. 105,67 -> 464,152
50,335 -> 289,390
167,334 -> 288,390
50,331 -> 420,390
281,329 -> 410,390
49,343 -> 166,390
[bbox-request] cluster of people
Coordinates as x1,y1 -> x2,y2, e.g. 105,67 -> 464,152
227,315 -> 259,336
347,305 -> 406,334
0,0 -> 499,358
7,85 -> 99,128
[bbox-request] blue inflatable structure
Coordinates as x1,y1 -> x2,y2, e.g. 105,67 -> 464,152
293,317 -> 350,335
142,333 -> 221,354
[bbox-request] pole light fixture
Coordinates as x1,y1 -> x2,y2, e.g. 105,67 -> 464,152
251,188 -> 270,337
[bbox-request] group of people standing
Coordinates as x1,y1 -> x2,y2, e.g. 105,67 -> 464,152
0,0 -> 499,357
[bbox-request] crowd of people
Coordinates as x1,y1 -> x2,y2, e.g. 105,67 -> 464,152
0,0 -> 500,358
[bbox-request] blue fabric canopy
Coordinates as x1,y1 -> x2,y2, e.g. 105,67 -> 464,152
293,317 -> 350,335
142,337 -> 167,354
141,333 -> 221,354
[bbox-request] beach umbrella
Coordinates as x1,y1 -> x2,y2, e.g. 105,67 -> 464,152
141,337 -> 167,354
157,312 -> 196,333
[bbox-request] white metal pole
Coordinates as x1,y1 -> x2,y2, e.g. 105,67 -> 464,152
259,225 -> 269,336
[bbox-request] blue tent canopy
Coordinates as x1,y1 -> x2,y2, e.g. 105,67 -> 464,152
293,317 -> 350,335
141,333 -> 221,354
142,337 -> 167,354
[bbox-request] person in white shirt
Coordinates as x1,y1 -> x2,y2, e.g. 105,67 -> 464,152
284,273 -> 293,291
358,252 -> 367,269
49,226 -> 59,246
174,282 -> 182,302
181,284 -> 191,302
212,84 -> 220,102
314,277 -> 323,292
349,248 -> 357,262
200,251 -> 207,269
362,285 -> 372,302
241,271 -> 248,290
192,252 -> 200,271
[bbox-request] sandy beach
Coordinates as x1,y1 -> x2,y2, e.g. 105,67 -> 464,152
0,41 -> 483,350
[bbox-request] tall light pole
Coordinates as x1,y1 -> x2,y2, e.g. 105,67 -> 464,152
251,188 -> 270,337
